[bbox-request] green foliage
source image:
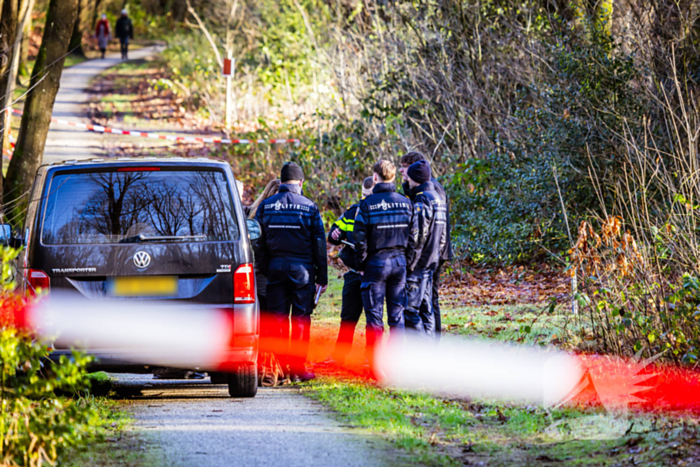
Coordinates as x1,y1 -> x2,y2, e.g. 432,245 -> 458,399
0,248 -> 106,466
0,329 -> 100,466
153,0 -> 696,266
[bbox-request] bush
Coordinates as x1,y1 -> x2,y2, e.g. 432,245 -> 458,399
0,330 -> 99,466
570,56 -> 700,362
0,248 -> 101,466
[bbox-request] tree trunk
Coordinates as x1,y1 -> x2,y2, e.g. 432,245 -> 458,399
0,0 -> 20,209
4,0 -> 79,224
16,0 -> 32,83
69,0 -> 85,56
91,0 -> 102,29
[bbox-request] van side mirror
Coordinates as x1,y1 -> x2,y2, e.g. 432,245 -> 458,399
0,224 -> 22,248
0,224 -> 11,245
246,219 -> 261,241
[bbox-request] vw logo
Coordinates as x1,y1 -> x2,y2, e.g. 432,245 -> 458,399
133,251 -> 151,269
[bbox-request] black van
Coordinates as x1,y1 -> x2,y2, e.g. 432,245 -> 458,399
12,158 -> 260,397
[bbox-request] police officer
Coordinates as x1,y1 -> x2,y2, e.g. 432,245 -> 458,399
399,152 -> 453,337
354,161 -> 415,368
404,160 -> 447,336
254,162 -> 328,382
326,177 -> 375,365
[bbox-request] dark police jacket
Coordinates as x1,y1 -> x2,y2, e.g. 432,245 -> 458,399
328,202 -> 360,271
254,184 -> 328,286
403,177 -> 453,262
354,183 -> 414,271
406,182 -> 447,272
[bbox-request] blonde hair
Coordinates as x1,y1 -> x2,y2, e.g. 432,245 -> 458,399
373,160 -> 396,182
248,179 -> 281,219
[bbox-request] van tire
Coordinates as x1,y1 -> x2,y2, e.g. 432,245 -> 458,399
228,363 -> 257,397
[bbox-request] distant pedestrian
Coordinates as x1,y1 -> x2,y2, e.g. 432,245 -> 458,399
254,163 -> 328,382
325,176 -> 375,365
115,9 -> 133,60
404,160 -> 447,336
354,160 -> 414,374
399,152 -> 453,338
95,14 -> 111,59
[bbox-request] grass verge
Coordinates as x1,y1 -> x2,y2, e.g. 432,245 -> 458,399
302,378 -> 700,466
60,373 -> 145,466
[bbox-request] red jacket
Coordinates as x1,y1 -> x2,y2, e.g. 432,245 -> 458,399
95,19 -> 110,37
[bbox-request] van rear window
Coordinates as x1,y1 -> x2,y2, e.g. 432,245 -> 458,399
41,169 -> 239,244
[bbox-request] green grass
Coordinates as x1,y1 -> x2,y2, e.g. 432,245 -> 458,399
305,266 -> 699,465
303,378 -> 695,466
60,395 -> 145,467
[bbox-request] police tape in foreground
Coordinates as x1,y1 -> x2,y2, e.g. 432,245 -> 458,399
9,108 -> 300,146
6,293 -> 700,413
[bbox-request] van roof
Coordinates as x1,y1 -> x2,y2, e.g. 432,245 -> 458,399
43,156 -> 227,167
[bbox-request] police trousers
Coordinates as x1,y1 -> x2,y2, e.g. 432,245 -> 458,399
432,260 -> 445,338
404,268 -> 435,336
266,258 -> 315,372
332,271 -> 363,362
361,251 -> 406,352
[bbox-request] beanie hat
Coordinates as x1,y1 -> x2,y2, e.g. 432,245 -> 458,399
280,162 -> 304,182
407,160 -> 431,184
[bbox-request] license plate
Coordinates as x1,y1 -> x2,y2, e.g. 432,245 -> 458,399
108,276 -> 178,297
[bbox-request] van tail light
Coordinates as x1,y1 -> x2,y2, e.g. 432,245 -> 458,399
233,263 -> 255,304
26,269 -> 50,294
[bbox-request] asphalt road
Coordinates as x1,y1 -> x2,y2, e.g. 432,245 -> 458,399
42,44 -> 164,165
114,375 -> 400,467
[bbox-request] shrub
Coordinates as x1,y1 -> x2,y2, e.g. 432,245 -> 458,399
0,248 -> 101,466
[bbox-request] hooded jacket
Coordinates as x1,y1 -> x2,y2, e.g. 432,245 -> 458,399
254,184 -> 328,285
406,181 -> 447,271
403,177 -> 453,261
354,182 -> 415,271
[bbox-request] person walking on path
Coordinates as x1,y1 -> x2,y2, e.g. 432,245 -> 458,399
254,163 -> 328,382
399,152 -> 453,338
115,10 -> 133,60
325,176 -> 375,365
95,14 -> 111,59
403,160 -> 447,336
354,160 -> 415,373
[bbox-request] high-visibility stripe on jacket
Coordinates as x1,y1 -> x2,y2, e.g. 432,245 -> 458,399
328,203 -> 360,270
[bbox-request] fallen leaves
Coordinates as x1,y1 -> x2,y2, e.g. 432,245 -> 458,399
441,264 -> 569,307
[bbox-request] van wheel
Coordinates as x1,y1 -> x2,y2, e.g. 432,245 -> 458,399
228,363 -> 257,398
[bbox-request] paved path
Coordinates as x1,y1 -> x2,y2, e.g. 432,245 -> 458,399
115,376 -> 399,467
42,45 -> 164,165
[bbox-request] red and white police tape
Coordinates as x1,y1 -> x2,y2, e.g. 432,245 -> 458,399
7,292 -> 700,414
8,108 -> 300,146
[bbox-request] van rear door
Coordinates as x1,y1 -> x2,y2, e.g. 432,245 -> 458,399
30,165 -> 247,304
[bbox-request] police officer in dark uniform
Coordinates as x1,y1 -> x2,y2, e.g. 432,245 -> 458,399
326,177 -> 375,365
404,161 -> 447,336
254,162 -> 328,382
354,161 -> 415,367
399,152 -> 453,337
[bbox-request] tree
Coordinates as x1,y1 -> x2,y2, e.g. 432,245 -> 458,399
0,0 -> 34,205
69,0 -> 95,58
3,0 -> 79,224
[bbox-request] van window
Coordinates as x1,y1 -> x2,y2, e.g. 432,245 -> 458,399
41,169 -> 239,244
